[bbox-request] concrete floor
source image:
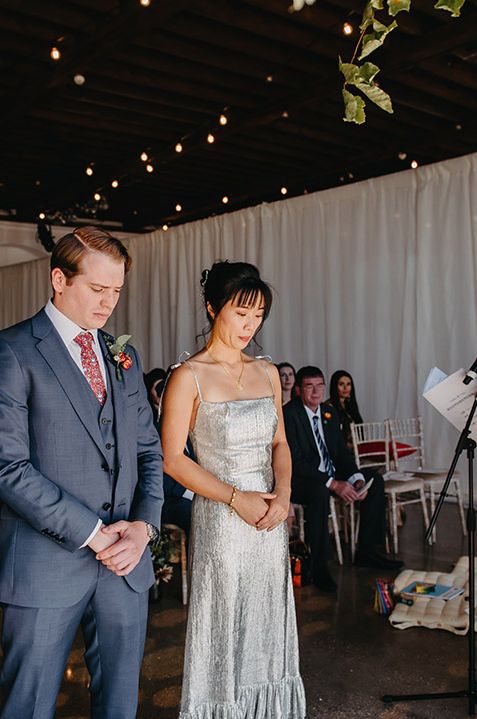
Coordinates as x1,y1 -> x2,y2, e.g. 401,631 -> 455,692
2,503 -> 473,718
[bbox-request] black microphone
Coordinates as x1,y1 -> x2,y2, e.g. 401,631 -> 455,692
463,358 -> 477,384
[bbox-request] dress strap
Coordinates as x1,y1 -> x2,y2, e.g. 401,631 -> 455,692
183,360 -> 203,402
255,355 -> 275,397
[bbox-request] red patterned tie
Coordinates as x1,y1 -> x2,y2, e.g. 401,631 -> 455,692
74,331 -> 107,406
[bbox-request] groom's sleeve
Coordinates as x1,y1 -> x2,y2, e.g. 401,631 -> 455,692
0,337 -> 100,552
127,347 -> 164,528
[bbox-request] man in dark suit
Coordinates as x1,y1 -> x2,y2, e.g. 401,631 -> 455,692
284,366 -> 402,592
0,227 -> 163,718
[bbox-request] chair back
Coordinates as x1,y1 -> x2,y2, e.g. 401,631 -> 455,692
387,416 -> 425,471
350,420 -> 390,471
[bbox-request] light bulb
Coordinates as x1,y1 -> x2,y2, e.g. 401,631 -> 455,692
74,74 -> 86,86
50,46 -> 61,61
146,163 -> 154,173
94,192 -> 101,201
38,212 -> 46,220
175,142 -> 183,153
111,180 -> 119,188
175,203 -> 182,212
86,166 -> 93,176
398,152 -> 407,161
280,187 -> 288,195
411,160 -> 418,169
162,224 -> 168,231
222,196 -> 229,204
207,133 -> 215,144
343,22 -> 353,35
219,114 -> 228,126
140,152 -> 148,162
140,0 -> 151,6
266,74 -> 273,83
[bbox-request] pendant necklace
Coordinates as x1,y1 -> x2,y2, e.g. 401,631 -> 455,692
207,348 -> 245,390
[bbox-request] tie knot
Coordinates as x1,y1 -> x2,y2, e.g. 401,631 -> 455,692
74,331 -> 94,349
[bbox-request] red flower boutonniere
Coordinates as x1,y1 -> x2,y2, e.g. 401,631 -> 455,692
104,334 -> 133,381
323,411 -> 332,422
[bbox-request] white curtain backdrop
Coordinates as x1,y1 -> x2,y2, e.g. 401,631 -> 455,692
1,152 -> 477,490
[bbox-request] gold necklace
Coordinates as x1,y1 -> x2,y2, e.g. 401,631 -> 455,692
207,348 -> 246,390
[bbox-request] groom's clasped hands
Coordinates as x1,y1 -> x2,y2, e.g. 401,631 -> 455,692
89,520 -> 150,576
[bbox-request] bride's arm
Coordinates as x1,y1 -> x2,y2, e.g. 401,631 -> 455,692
161,364 -> 274,525
256,365 -> 292,531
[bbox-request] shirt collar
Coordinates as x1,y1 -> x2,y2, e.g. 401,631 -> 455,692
44,299 -> 100,347
303,403 -> 321,422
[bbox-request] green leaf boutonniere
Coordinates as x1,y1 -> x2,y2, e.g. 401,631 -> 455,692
104,334 -> 133,380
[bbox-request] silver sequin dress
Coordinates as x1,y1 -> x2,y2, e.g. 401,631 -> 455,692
179,362 -> 306,719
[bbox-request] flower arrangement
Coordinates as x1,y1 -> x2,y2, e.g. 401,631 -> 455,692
150,528 -> 175,585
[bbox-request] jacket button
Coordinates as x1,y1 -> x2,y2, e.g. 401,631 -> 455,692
102,502 -> 112,511
105,443 -> 112,450
101,464 -> 108,471
101,418 -> 109,425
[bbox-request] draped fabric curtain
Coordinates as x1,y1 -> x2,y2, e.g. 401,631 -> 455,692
1,152 -> 477,481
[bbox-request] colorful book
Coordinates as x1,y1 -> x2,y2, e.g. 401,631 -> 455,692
400,581 -> 464,601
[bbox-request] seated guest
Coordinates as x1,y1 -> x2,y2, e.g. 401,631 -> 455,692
277,362 -> 296,405
144,367 -> 167,421
325,370 -> 363,451
284,366 -> 402,592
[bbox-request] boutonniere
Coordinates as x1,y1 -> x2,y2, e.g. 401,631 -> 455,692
323,411 -> 332,423
104,334 -> 133,380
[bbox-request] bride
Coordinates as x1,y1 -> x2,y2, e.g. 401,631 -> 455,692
161,260 -> 306,719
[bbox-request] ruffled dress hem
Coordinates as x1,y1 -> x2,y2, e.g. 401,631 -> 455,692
179,675 -> 306,719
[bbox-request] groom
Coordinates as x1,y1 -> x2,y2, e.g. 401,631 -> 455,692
0,227 -> 163,719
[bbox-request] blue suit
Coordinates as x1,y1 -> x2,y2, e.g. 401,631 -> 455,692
0,309 -> 163,718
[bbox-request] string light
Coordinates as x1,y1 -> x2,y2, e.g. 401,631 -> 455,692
85,166 -> 93,176
111,180 -> 119,188
411,160 -> 419,169
38,212 -> 46,220
266,74 -> 273,83
281,110 -> 289,119
146,163 -> 154,173
50,46 -> 61,61
398,152 -> 407,160
140,152 -> 148,162
74,74 -> 86,86
93,192 -> 101,201
342,22 -> 353,35
219,114 -> 228,126
348,171 -> 354,179
175,142 -> 183,153
175,203 -> 182,212
139,0 -> 151,5
280,187 -> 288,195
222,196 -> 229,204
455,123 -> 462,131
162,224 -> 168,231
207,133 -> 215,144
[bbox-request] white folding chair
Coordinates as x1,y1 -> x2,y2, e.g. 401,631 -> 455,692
388,416 -> 466,541
291,502 -> 343,566
351,420 -> 429,554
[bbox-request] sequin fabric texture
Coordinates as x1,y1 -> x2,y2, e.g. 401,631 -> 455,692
180,365 -> 306,719
73,331 -> 107,405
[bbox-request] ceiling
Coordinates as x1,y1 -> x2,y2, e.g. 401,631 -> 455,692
1,0 -> 476,232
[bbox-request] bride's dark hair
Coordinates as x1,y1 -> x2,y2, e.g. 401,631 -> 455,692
200,260 -> 273,337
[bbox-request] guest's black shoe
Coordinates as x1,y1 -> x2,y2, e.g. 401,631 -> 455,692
354,551 -> 404,571
314,566 -> 337,592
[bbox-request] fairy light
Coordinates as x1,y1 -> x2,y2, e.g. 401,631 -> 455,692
50,46 -> 61,61
38,212 -> 46,220
280,187 -> 288,195
342,22 -> 353,35
411,160 -> 419,169
140,152 -> 148,162
162,224 -> 168,231
175,203 -> 182,212
398,152 -> 407,161
146,163 -> 154,173
85,166 -> 93,176
175,142 -> 183,153
207,133 -> 215,144
111,180 -> 119,188
222,196 -> 229,204
93,192 -> 101,201
74,74 -> 86,86
139,0 -> 151,6
266,74 -> 273,83
219,114 -> 228,126
281,110 -> 289,118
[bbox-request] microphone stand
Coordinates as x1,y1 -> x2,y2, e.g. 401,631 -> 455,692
383,395 -> 477,715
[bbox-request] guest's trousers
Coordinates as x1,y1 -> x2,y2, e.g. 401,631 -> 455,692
0,563 -> 148,719
292,469 -> 386,579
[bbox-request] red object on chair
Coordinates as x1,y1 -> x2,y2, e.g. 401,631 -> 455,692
358,441 -> 417,463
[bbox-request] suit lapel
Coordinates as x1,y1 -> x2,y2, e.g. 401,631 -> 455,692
99,332 -> 128,466
296,401 -> 320,457
32,311 -> 107,459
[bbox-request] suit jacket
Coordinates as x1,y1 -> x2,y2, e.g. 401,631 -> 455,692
0,309 -> 163,608
284,400 -> 358,498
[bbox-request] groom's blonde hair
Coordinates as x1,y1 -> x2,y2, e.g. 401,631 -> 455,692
51,226 -> 132,283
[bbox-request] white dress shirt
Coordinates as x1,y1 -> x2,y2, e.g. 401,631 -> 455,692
303,404 -> 364,488
44,300 -> 105,547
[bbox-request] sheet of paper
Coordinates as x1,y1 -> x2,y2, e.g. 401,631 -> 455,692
423,366 -> 448,394
423,368 -> 477,439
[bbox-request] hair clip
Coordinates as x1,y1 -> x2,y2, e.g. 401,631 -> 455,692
200,268 -> 210,288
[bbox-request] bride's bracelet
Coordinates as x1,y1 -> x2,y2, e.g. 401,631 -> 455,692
228,485 -> 237,515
